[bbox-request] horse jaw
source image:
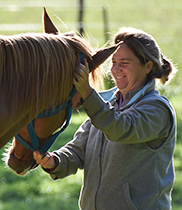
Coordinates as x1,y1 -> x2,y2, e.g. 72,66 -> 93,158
7,128 -> 45,176
7,108 -> 68,175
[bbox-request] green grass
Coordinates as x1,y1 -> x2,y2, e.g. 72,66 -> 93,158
0,0 -> 182,209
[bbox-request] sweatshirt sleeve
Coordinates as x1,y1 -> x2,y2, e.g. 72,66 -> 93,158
82,89 -> 172,144
48,118 -> 91,180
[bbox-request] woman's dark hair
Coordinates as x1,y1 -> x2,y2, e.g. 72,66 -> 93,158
114,27 -> 177,84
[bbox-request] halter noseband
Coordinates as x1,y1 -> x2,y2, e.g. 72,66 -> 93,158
15,53 -> 84,155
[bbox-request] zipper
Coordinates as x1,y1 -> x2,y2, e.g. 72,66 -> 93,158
95,135 -> 104,210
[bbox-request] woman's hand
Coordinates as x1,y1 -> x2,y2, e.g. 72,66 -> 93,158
33,150 -> 57,170
73,59 -> 93,100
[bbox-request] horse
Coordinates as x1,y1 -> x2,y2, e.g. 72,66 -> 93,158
1,8 -> 121,176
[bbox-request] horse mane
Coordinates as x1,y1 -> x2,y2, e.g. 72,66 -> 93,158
0,33 -> 96,116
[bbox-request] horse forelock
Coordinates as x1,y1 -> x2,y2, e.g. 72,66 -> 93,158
63,34 -> 103,89
0,33 -> 93,116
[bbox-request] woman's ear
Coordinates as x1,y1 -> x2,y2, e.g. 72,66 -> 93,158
145,61 -> 153,74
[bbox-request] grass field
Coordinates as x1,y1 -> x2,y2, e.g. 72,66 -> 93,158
0,0 -> 182,209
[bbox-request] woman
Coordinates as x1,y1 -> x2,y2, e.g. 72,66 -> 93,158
33,27 -> 177,210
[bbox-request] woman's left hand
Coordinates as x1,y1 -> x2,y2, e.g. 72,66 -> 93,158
73,59 -> 93,100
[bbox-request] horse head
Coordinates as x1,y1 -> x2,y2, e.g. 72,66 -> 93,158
4,8 -> 121,175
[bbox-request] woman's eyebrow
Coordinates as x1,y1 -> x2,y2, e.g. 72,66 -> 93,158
112,58 -> 132,61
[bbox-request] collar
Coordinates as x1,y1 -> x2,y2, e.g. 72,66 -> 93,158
100,79 -> 155,108
125,79 -> 155,106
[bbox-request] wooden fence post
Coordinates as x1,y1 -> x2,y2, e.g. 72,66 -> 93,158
102,5 -> 110,44
78,0 -> 84,36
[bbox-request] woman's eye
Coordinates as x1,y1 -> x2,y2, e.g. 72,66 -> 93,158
112,61 -> 129,67
122,62 -> 129,65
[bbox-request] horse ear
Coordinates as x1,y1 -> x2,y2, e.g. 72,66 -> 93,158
88,41 -> 123,72
43,7 -> 59,34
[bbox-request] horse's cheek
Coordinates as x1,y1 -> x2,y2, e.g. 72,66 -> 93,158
72,92 -> 82,109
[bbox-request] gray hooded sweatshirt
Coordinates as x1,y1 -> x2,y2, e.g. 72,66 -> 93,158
48,80 -> 176,210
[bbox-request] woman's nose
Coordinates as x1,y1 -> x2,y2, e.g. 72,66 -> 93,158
112,64 -> 121,72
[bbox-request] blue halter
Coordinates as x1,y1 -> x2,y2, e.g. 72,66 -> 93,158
15,53 -> 84,155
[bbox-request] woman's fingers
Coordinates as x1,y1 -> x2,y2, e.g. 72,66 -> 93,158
83,58 -> 89,73
73,59 -> 93,100
33,150 -> 43,163
33,151 -> 56,169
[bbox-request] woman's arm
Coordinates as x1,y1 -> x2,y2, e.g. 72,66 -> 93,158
82,90 -> 172,144
33,119 -> 91,179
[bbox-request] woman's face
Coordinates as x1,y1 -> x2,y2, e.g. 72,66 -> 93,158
111,44 -> 151,98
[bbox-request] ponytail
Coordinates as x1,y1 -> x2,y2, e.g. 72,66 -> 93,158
160,55 -> 175,85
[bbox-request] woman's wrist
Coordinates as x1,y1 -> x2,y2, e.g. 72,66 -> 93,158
81,86 -> 93,101
45,155 -> 59,171
48,165 -> 57,171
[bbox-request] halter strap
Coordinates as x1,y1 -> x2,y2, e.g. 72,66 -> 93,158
15,86 -> 76,155
15,52 -> 84,155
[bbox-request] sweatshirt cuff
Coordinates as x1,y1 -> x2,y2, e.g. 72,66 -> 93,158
82,89 -> 105,117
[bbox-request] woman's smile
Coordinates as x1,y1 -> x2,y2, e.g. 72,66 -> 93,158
111,44 -> 150,98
